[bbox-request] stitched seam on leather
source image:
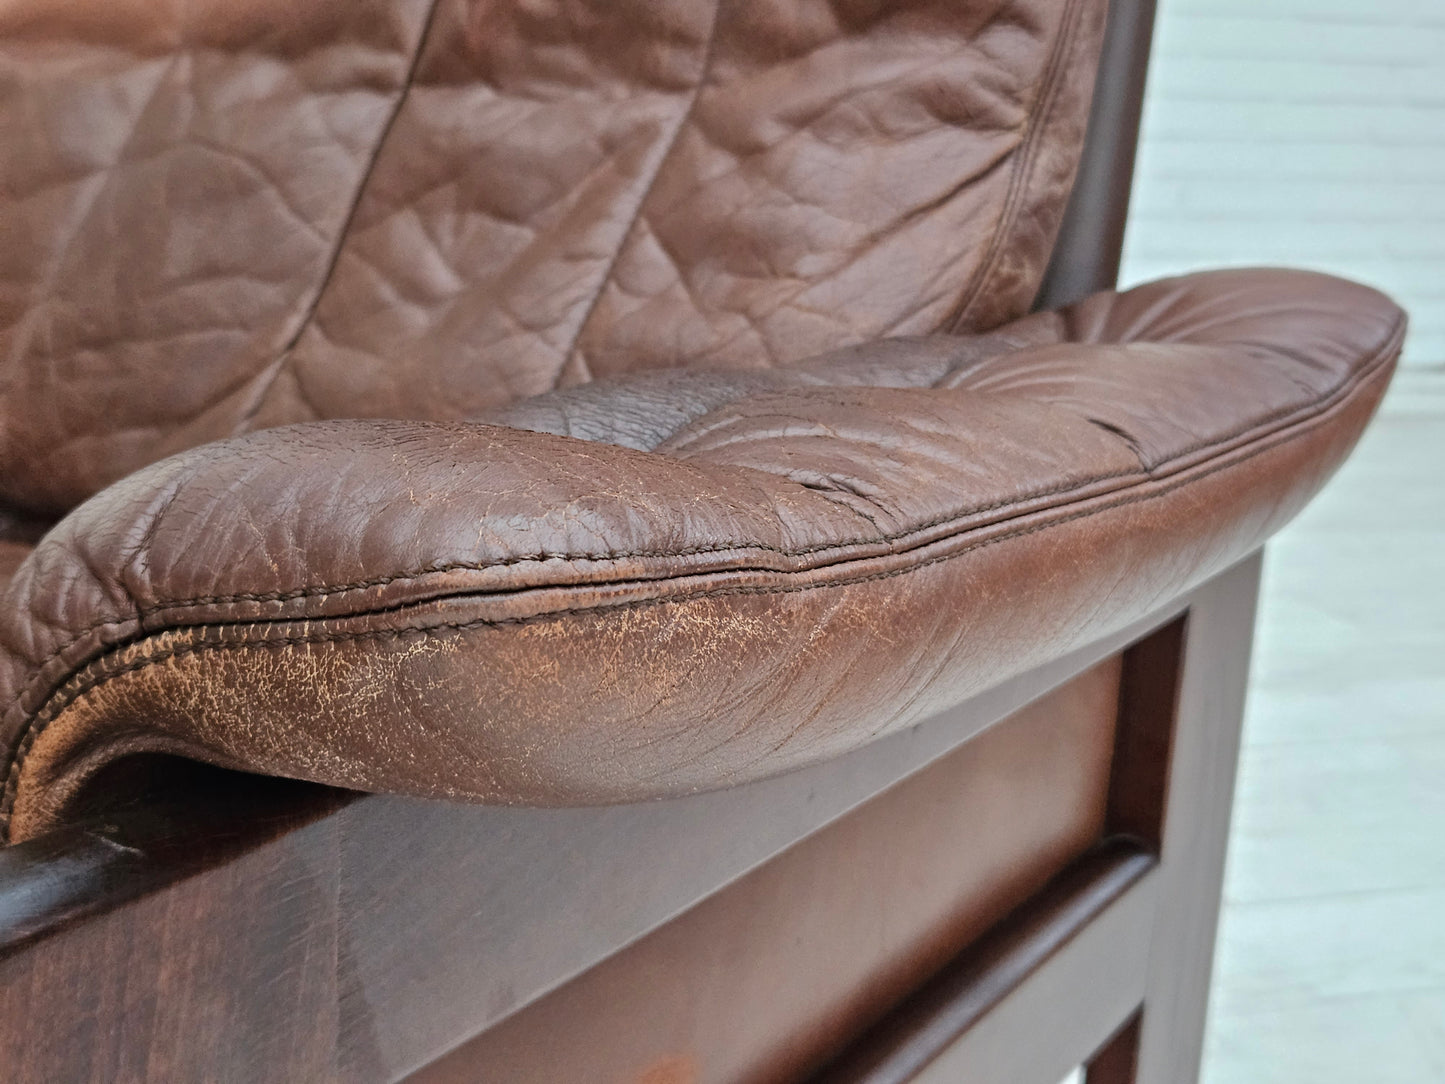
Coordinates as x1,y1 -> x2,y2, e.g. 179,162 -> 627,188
232,0 -> 448,432
130,474 -> 1140,607
0,353 -> 1390,832
0,341 -> 1398,831
128,307 -> 1408,610
0,307 -> 1404,735
946,0 -> 1087,332
552,2 -> 725,389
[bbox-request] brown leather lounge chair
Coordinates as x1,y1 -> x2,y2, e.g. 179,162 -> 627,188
0,0 -> 1406,1080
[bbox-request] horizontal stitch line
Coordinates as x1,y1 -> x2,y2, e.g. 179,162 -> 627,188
0,466 -> 1148,735
132,470 -> 1139,610
950,0 -> 1086,330
0,308 -> 1404,828
0,346 -> 1396,829
18,305 -> 1407,628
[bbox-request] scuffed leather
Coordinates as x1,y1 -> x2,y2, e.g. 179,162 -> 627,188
0,0 -> 1407,840
0,269 -> 1405,841
0,0 -> 1105,516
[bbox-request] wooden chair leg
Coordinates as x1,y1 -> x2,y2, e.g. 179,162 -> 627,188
1105,552 -> 1261,1084
803,555 -> 1262,1084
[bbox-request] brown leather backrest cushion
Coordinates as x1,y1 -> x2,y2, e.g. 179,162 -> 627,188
0,0 -> 1105,515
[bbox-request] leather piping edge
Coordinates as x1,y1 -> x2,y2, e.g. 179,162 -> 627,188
0,322 -> 1402,837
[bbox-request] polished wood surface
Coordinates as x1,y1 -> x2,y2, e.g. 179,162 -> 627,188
1086,1016 -> 1143,1084
0,557 -> 1259,1082
0,770 -> 347,954
814,841 -> 1156,1084
1131,554 -> 1260,1083
1106,616 -> 1187,848
416,658 -> 1123,1084
0,587 -> 1191,1081
810,555 -> 1260,1084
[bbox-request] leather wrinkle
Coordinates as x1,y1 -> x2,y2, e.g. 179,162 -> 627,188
947,0 -> 1087,331
230,0 -> 451,434
0,0 -> 1109,514
0,295 -> 1405,744
555,0 -> 727,390
0,0 -> 1407,837
0,367 -> 1392,822
0,320 -> 1402,822
1085,417 -> 1148,470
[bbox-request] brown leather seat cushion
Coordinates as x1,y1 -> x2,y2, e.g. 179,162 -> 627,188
0,0 -> 1406,841
0,267 -> 1404,840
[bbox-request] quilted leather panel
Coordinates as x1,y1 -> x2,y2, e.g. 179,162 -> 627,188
0,0 -> 1106,515
0,269 -> 1405,840
0,0 -> 436,514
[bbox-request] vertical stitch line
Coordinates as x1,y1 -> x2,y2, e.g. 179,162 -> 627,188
948,0 -> 1091,332
232,0 -> 450,432
552,0 -> 727,390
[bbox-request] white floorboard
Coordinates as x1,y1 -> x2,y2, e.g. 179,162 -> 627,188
1201,367 -> 1445,1082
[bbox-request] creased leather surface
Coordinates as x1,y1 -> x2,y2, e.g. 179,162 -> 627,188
0,269 -> 1405,841
0,0 -> 1105,515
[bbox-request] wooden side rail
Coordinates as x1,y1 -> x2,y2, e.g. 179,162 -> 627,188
813,840 -> 1158,1084
812,557 -> 1255,1084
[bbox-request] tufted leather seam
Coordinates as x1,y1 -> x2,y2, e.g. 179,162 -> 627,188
553,1 -> 726,389
0,458 -> 1145,751
134,306 -> 1410,610
0,338 -> 1398,831
232,0 -> 449,433
122,472 -> 1140,607
0,306 -> 1404,743
926,334 -> 1049,390
945,0 -> 1088,332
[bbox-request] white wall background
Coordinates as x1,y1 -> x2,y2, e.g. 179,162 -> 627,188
1120,0 -> 1445,365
